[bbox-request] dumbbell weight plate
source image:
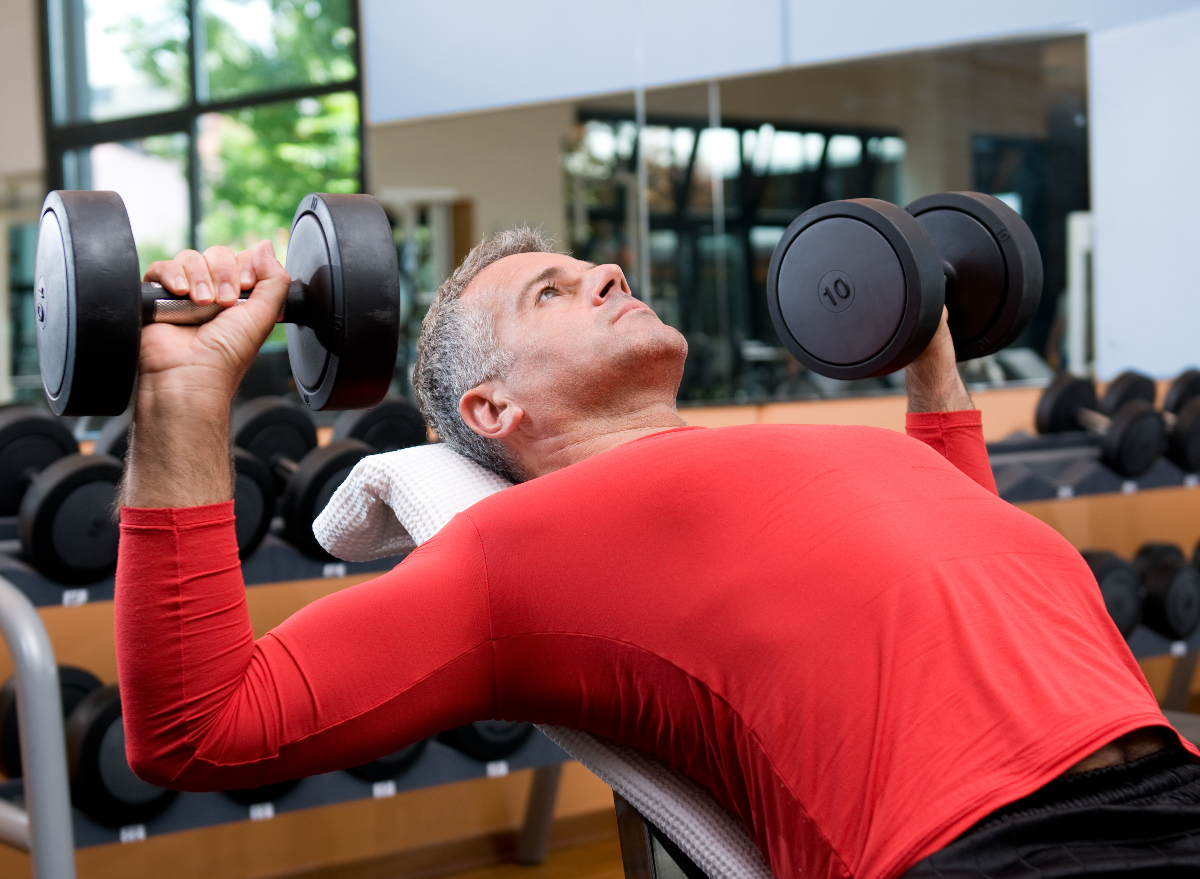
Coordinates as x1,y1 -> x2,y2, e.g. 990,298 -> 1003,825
1102,400 -> 1168,479
0,665 -> 103,778
232,396 -> 318,492
233,447 -> 275,559
1169,397 -> 1200,472
332,396 -> 428,452
281,438 -> 374,559
766,198 -> 945,379
1035,374 -> 1098,434
18,453 -> 123,585
1135,543 -> 1200,640
346,739 -> 428,782
1100,371 -> 1157,416
66,684 -> 178,828
0,407 -> 78,516
1165,370 -> 1200,414
905,192 -> 1042,361
34,191 -> 142,416
285,194 -> 401,411
1082,551 -> 1142,638
438,721 -> 534,762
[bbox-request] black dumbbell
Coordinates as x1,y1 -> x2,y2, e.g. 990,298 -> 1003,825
332,396 -> 428,452
0,665 -> 103,779
33,190 -> 400,416
766,191 -> 1041,379
1103,370 -> 1200,474
1133,543 -> 1200,641
233,397 -> 374,559
438,721 -> 535,762
1163,370 -> 1200,472
346,739 -> 428,783
1081,551 -> 1142,638
66,684 -> 178,827
0,407 -> 123,584
92,411 -> 276,559
1035,373 -> 1166,477
234,397 -> 429,558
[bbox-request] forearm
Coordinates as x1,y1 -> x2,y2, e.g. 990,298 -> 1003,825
904,355 -> 973,413
123,381 -> 233,508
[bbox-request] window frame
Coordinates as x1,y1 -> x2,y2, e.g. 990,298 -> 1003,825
37,0 -> 367,249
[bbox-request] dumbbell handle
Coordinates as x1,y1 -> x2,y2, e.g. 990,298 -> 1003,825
141,281 -> 310,327
1074,406 -> 1113,436
272,456 -> 299,483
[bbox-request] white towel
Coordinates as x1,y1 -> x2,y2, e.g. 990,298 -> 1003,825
313,443 -> 512,561
312,443 -> 773,879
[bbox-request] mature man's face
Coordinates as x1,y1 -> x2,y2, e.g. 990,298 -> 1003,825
462,252 -> 687,422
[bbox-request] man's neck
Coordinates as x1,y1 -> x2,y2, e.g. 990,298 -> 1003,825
516,401 -> 689,479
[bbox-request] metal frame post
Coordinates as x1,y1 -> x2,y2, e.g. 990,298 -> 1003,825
0,577 -> 76,879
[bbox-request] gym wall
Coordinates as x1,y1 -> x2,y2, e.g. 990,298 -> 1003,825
1090,4 -> 1200,380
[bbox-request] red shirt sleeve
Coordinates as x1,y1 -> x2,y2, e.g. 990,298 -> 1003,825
904,410 -> 998,495
115,501 -> 496,790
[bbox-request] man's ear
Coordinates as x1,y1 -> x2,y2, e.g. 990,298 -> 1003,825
460,381 -> 524,440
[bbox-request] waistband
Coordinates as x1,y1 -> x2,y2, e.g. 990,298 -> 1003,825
972,736 -> 1200,832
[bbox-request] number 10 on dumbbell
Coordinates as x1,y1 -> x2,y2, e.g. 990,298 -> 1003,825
33,190 -> 401,415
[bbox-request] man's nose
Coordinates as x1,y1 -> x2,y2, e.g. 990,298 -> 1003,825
583,264 -> 629,307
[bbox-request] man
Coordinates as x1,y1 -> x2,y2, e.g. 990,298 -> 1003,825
117,229 -> 1197,879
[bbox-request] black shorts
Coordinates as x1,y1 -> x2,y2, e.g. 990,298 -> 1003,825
903,739 -> 1200,878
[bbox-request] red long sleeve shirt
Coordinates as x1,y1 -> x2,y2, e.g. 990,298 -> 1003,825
115,411 -> 1184,879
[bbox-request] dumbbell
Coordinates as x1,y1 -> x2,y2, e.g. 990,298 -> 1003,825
438,722 -> 535,762
0,665 -> 103,779
33,190 -> 400,416
233,396 -> 428,558
346,739 -> 428,783
65,684 -> 178,827
94,410 -> 276,559
1081,551 -> 1142,638
1034,373 -> 1166,477
766,192 -> 1041,379
0,407 -> 122,584
1163,370 -> 1200,472
1133,543 -> 1200,640
1102,370 -> 1200,473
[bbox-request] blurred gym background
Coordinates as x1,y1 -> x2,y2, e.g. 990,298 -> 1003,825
0,1 -> 1196,414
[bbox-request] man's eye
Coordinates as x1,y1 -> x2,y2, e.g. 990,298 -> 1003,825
537,288 -> 558,303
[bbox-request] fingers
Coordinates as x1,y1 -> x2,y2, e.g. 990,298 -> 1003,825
235,249 -> 257,291
143,258 -> 192,298
245,240 -> 291,317
143,247 -> 241,306
203,246 -> 242,305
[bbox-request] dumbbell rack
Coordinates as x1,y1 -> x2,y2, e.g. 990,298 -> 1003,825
0,517 -> 409,608
989,436 -> 1200,504
0,527 -> 570,875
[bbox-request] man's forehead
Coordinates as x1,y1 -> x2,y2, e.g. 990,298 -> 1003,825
463,252 -> 593,307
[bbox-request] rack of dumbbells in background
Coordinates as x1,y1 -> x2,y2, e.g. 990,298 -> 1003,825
0,396 -> 430,607
989,369 -> 1200,503
1083,541 -> 1200,661
0,396 -> 567,849
0,663 -> 564,848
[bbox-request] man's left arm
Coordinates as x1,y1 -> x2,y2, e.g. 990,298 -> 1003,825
902,308 -> 998,495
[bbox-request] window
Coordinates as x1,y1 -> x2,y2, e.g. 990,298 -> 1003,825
27,0 -> 363,405
564,112 -> 904,402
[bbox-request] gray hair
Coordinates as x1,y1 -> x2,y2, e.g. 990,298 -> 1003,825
412,227 -> 557,482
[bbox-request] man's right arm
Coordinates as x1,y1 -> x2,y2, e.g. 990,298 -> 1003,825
117,506 -> 496,789
902,307 -> 998,494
